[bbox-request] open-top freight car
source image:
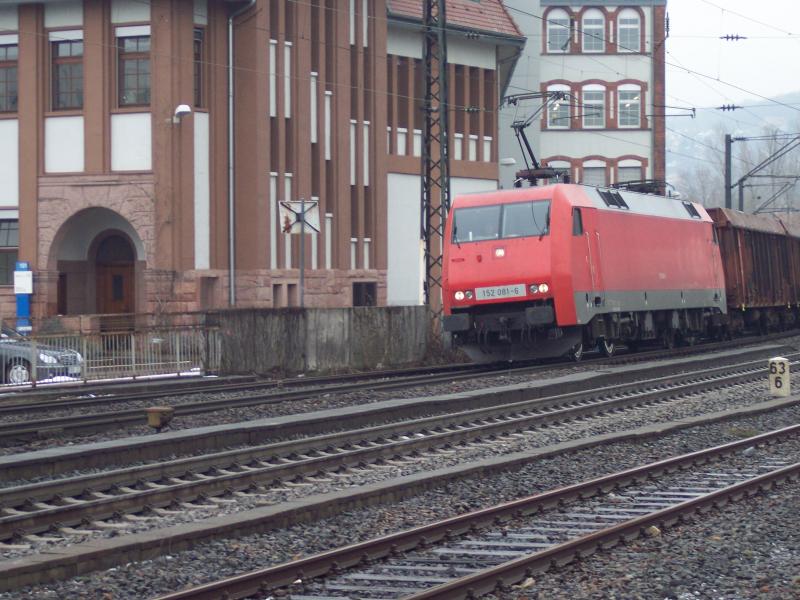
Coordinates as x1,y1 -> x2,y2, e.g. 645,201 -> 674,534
442,184 -> 728,362
707,208 -> 800,334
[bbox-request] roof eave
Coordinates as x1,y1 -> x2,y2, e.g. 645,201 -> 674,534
387,12 -> 525,47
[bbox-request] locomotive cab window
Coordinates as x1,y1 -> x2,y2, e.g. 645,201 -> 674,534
572,208 -> 583,235
452,200 -> 551,243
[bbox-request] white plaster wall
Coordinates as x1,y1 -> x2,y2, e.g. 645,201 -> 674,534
111,0 -> 150,24
111,113 -> 152,171
44,1 -> 83,28
194,112 -> 210,270
193,0 -> 207,25
451,176 -> 498,197
498,0 -> 541,189
539,54 -> 651,85
540,129 -> 652,165
0,5 -> 18,30
387,26 -> 496,69
387,174 -> 497,306
0,119 -> 19,207
45,116 -> 84,173
387,173 -> 424,306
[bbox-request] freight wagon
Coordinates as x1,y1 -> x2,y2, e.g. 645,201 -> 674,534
707,208 -> 800,334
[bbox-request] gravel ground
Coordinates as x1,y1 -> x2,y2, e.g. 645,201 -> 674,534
3,335 -> 793,456
0,360 -> 777,492
2,397 -> 798,599
0,362 -> 594,456
0,376 -> 789,554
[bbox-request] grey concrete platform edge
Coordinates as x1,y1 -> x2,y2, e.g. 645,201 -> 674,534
1,344 -> 788,478
1,393 -> 797,593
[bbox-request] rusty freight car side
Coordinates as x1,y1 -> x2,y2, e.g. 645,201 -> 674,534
707,208 -> 800,332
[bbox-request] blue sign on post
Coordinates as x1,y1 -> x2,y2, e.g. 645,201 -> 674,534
14,261 -> 32,335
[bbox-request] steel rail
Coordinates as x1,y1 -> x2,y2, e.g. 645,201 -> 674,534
152,424 -> 800,600
5,348 -> 789,483
0,332 -> 781,427
0,362 -> 490,415
0,357 -> 781,543
0,364 -> 519,443
0,341 -> 787,450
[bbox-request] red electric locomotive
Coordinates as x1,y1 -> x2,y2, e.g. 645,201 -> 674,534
442,184 -> 727,361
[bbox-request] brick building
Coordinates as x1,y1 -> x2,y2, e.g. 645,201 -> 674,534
0,0 -> 523,319
499,0 -> 666,189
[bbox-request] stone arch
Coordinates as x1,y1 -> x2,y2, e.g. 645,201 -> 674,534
48,208 -> 146,315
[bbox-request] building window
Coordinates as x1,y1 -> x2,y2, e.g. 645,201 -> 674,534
353,282 -> 376,306
52,39 -> 83,110
618,88 -> 641,127
582,9 -> 605,53
618,166 -> 643,182
193,28 -> 205,108
0,44 -> 18,113
582,166 -> 606,186
0,220 -> 19,285
618,9 -> 641,52
118,36 -> 150,107
547,86 -> 570,128
546,9 -> 570,53
582,88 -> 605,128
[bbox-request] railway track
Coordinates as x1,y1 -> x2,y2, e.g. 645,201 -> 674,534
154,425 -> 800,600
0,353 -> 789,550
0,338 -> 787,446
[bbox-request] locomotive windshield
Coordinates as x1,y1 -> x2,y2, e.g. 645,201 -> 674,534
452,200 -> 551,243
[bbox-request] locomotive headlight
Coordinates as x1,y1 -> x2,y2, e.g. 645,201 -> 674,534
529,284 -> 539,294
465,290 -> 473,299
539,283 -> 550,293
454,291 -> 465,301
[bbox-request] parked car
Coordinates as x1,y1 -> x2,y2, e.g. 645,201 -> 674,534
0,326 -> 84,384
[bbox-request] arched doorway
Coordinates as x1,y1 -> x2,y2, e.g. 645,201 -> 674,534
95,234 -> 135,314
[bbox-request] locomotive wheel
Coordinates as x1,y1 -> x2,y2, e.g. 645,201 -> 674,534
597,338 -> 615,357
567,342 -> 584,362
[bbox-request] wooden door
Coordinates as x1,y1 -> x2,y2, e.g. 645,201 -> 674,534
97,264 -> 134,314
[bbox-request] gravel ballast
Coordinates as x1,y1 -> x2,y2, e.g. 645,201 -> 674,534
2,400 -> 798,599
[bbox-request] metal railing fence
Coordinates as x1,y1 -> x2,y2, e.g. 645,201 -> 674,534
0,324 -> 220,387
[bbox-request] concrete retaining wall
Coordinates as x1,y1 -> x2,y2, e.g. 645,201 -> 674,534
216,306 -> 430,374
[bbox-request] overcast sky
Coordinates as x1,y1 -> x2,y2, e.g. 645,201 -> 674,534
665,0 -> 800,109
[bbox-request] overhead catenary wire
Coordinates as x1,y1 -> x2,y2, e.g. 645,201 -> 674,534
2,0 -> 796,124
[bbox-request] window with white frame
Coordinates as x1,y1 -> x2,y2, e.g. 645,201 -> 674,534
547,85 -> 570,128
0,220 -> 19,285
618,165 -> 642,182
582,166 -> 606,186
582,9 -> 605,53
618,87 -> 641,127
582,87 -> 605,128
546,9 -> 570,53
0,43 -> 19,113
618,9 -> 641,52
117,35 -> 150,107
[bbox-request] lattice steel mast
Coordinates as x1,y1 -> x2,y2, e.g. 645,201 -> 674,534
421,0 -> 450,315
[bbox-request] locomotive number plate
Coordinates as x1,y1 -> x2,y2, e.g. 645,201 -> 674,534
475,283 -> 526,300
